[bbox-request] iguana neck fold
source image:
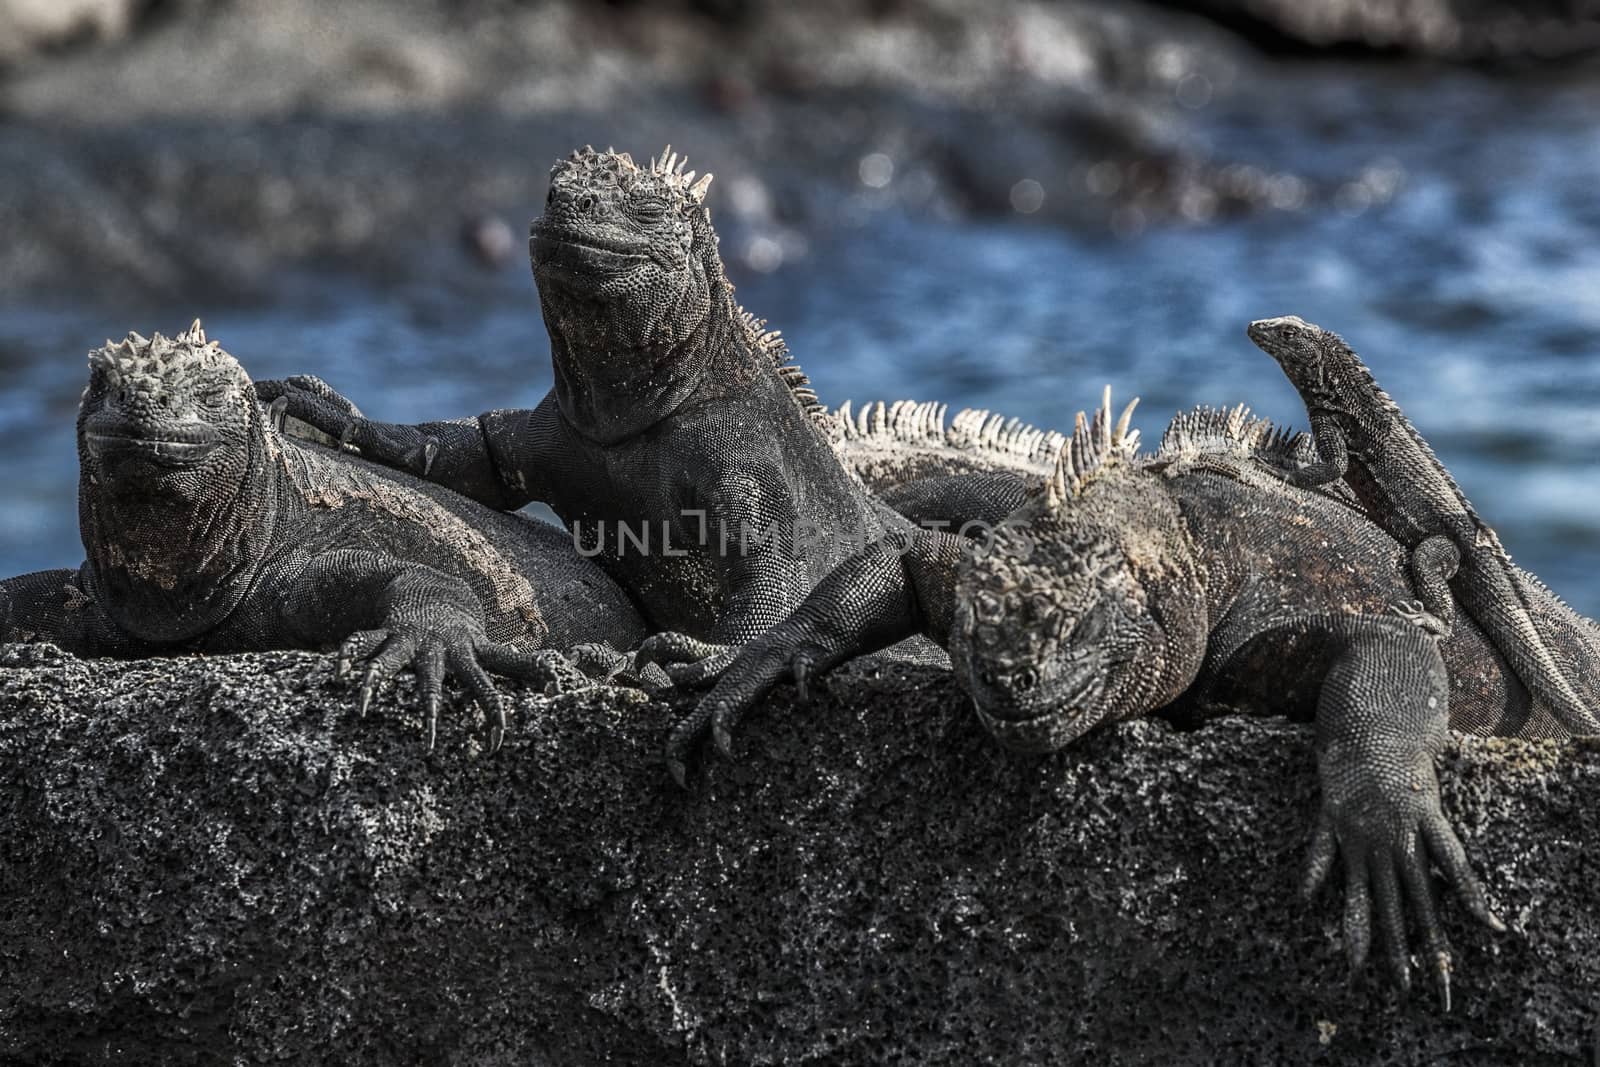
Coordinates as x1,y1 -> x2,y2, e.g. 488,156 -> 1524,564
542,266 -> 745,445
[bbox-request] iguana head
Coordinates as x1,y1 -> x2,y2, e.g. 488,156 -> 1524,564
77,322 -> 273,641
528,144 -> 815,441
532,150 -> 709,344
532,144 -> 713,296
1247,315 -> 1356,406
79,321 -> 256,486
947,391 -> 1208,752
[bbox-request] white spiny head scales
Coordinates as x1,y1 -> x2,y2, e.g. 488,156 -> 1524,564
76,320 -> 279,642
546,144 -> 713,211
87,320 -> 243,398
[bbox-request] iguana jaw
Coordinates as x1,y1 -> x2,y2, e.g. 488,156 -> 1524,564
958,649 -> 1109,753
529,221 -> 652,282
82,418 -> 224,470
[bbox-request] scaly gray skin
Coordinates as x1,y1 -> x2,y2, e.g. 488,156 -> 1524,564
0,324 -> 648,751
677,395 -> 1600,1007
1248,314 -> 1600,737
256,146 -> 931,686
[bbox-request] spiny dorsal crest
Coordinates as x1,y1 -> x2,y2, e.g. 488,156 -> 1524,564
733,306 -> 829,425
88,320 -> 228,386
836,398 -> 951,444
1157,403 -> 1303,462
948,408 -> 1067,468
831,398 -> 1067,471
1044,386 -> 1141,509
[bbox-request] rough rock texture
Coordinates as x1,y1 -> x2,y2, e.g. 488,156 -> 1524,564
1,643 -> 1596,1064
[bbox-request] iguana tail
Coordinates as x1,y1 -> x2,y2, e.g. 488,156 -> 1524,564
1456,547 -> 1600,736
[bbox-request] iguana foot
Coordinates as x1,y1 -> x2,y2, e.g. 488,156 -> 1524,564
569,641 -> 631,681
1388,598 -> 1451,639
337,624 -> 584,753
563,642 -> 670,689
661,623 -> 824,786
256,375 -> 439,476
633,632 -> 738,688
1303,747 -> 1504,1011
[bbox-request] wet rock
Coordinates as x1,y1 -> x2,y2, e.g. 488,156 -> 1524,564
1152,0 -> 1600,60
0,0 -> 1330,300
0,0 -> 138,65
1,643 -> 1596,1064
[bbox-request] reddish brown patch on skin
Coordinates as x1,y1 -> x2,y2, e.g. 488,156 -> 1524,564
285,449 -> 548,647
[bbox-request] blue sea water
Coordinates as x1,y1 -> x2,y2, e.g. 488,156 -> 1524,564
2,65 -> 1598,613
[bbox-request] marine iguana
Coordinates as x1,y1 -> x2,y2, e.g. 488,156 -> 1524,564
1248,314 -> 1600,736
0,324 -> 647,750
256,146 -> 937,682
669,391 -> 1600,1005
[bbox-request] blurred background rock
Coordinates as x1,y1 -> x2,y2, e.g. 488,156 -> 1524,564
1,0 -> 1598,611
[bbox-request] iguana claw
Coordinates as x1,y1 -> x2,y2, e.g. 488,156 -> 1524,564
1304,762 -> 1503,1010
663,699 -> 718,787
712,702 -> 735,759
1389,598 -> 1450,639
666,757 -> 689,789
793,653 -> 815,704
267,395 -> 289,432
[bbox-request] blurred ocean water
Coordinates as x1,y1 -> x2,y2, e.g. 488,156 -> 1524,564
2,65 -> 1597,612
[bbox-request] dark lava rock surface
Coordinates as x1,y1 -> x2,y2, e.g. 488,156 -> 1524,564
1,642 -> 1596,1064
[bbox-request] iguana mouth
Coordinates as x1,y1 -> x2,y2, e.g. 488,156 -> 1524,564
85,425 -> 223,467
529,224 -> 649,276
969,663 -> 1104,753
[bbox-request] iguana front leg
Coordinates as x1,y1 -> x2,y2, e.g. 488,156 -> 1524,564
1408,535 -> 1462,635
1288,410 -> 1350,488
1301,610 -> 1503,1009
662,533 -> 964,785
276,550 -> 585,752
633,547 -> 811,689
256,377 -> 541,510
634,469 -> 816,687
258,375 -> 442,475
